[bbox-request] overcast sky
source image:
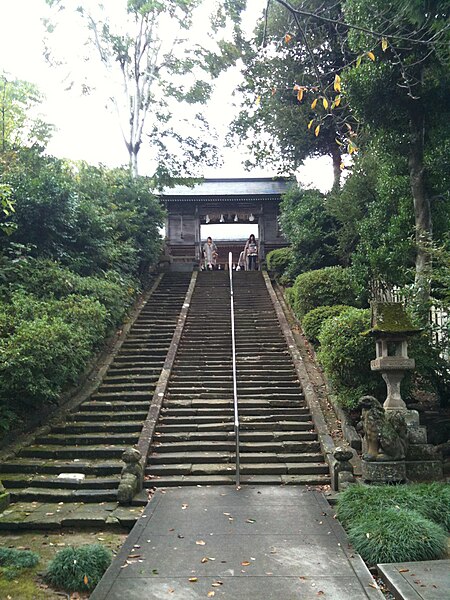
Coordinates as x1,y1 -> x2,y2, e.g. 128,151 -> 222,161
0,0 -> 334,190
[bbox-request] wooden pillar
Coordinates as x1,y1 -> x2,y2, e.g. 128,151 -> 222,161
258,202 -> 266,260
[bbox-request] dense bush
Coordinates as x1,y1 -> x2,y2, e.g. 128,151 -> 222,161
347,507 -> 448,565
266,247 -> 292,280
301,305 -> 353,346
0,256 -> 139,428
290,266 -> 358,319
45,544 -> 112,593
279,187 -> 341,277
317,308 -> 383,409
337,483 -> 450,531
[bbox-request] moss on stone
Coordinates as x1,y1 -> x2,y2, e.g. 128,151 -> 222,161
365,302 -> 421,336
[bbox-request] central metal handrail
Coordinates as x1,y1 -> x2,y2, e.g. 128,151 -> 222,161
228,252 -> 240,488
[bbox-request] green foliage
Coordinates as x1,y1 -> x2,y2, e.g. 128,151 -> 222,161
337,483 -> 450,531
45,544 -> 112,593
301,305 -> 353,346
290,266 -> 358,319
266,247 -> 292,279
317,307 -> 383,409
0,74 -> 54,151
347,507 -> 448,565
0,547 -> 40,580
279,188 -> 341,278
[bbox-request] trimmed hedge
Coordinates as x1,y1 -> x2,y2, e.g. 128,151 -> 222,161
289,266 -> 358,318
317,308 -> 383,409
301,305 -> 353,346
266,247 -> 293,279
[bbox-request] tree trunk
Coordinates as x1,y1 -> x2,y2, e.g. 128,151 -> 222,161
330,143 -> 341,190
408,102 -> 432,315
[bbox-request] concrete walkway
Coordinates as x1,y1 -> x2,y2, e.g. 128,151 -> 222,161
91,486 -> 383,600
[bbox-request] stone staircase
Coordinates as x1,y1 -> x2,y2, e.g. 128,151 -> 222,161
0,273 -> 192,503
145,271 -> 330,487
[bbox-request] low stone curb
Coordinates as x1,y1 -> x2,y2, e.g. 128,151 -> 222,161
136,271 -> 198,478
262,272 -> 339,487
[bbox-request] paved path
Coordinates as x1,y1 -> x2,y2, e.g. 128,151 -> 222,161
91,486 -> 383,600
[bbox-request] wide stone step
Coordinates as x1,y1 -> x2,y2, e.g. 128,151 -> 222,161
52,421 -> 143,434
36,432 -> 140,445
2,473 -> 118,489
155,421 -> 313,433
19,445 -> 126,459
153,440 -> 318,453
154,431 -> 316,443
164,399 -> 305,409
96,383 -> 156,393
78,400 -> 150,411
147,451 -> 323,467
11,487 -> 118,503
146,461 -> 329,477
91,391 -> 154,401
0,458 -> 122,475
67,411 -> 148,421
158,413 -> 312,425
144,473 -> 330,487
160,407 -> 310,417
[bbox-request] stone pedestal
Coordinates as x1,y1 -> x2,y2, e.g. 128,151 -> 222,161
0,480 -> 10,513
403,411 -> 443,481
361,459 -> 406,483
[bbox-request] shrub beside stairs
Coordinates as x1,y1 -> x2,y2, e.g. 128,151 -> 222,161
0,274 -> 191,505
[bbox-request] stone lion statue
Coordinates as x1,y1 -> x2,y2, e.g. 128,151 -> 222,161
357,396 -> 408,461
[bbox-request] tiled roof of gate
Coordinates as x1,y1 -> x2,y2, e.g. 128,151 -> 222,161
160,177 -> 293,199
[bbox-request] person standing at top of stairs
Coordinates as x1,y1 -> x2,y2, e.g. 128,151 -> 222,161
202,236 -> 218,271
244,234 -> 258,270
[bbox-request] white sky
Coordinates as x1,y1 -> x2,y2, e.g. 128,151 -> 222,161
0,0 -> 334,191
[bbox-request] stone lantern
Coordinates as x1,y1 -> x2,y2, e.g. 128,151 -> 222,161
368,302 -> 421,412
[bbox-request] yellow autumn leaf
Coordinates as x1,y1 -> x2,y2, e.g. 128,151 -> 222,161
367,51 -> 375,61
241,561 -> 251,566
311,98 -> 318,109
334,95 -> 341,107
307,119 -> 314,130
335,138 -> 343,146
340,162 -> 345,170
381,37 -> 388,51
314,125 -> 320,137
284,33 -> 292,44
322,97 -> 329,110
189,577 -> 198,582
356,55 -> 362,68
297,88 -> 304,102
84,575 -> 89,585
255,95 -> 261,106
208,593 -> 215,598
334,74 -> 341,92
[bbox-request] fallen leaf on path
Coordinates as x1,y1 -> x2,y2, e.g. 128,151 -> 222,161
201,557 -> 209,563
196,540 -> 206,545
211,581 -> 223,587
399,568 -> 409,573
241,561 -> 250,566
207,592 -> 215,598
188,577 -> 198,582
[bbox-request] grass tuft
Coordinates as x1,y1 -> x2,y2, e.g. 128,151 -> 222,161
347,506 -> 448,565
0,547 -> 40,580
336,483 -> 450,531
45,544 -> 112,592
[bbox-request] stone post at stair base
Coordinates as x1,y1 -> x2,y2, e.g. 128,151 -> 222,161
0,479 -> 10,512
117,447 -> 144,506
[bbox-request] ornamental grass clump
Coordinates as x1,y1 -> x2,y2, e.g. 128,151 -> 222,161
337,483 -> 450,531
0,547 -> 40,580
45,544 -> 112,593
347,507 -> 448,565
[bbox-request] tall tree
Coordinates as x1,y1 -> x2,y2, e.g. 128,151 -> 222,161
231,0 -> 351,188
243,0 -> 449,306
45,0 -> 246,178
